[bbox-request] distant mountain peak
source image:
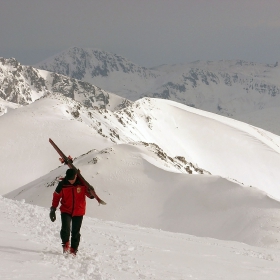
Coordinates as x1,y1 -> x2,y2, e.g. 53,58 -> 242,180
35,47 -> 157,81
34,48 -> 280,122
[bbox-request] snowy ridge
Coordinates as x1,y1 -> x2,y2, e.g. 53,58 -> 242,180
6,142 -> 280,248
0,57 -> 47,104
35,47 -> 280,134
3,93 -> 280,200
0,57 -> 131,113
2,92 -> 280,250
2,195 -> 280,279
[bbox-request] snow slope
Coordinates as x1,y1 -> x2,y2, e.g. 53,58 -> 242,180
2,196 -> 280,280
0,97 -> 21,116
0,94 -> 112,194
6,143 -> 280,248
111,98 -> 280,200
2,94 -> 280,200
3,95 -> 280,249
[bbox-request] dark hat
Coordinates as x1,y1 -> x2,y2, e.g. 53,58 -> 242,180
65,169 -> 77,180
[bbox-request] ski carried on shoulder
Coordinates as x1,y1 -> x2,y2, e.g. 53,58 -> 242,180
49,138 -> 106,205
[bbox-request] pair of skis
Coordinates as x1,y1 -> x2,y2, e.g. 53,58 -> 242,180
49,138 -> 106,205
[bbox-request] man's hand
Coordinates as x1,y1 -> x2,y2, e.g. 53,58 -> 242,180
49,206 -> 56,222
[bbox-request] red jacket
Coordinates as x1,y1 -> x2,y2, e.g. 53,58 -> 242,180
52,178 -> 94,216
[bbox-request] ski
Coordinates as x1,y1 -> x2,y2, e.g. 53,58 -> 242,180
49,138 -> 106,205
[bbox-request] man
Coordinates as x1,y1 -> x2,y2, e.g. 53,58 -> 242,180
49,168 -> 94,255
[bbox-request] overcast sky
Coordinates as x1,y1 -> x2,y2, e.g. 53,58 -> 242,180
1,0 -> 280,67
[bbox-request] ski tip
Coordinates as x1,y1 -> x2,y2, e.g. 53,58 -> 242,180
99,200 -> 106,205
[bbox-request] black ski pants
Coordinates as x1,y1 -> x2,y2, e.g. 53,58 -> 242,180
60,213 -> 83,250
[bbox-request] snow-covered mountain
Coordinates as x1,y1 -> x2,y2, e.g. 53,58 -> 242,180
6,139 -> 280,248
0,57 -> 131,113
35,47 -> 280,134
2,91 -> 280,249
35,47 -> 157,81
35,47 -> 158,102
2,92 -> 280,199
2,59 -> 280,278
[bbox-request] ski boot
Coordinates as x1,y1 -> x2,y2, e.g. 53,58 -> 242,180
70,247 -> 77,256
62,241 -> 70,254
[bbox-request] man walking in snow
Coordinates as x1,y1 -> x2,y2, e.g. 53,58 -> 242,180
49,168 -> 94,255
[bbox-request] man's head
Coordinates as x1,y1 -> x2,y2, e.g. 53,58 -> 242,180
65,169 -> 77,180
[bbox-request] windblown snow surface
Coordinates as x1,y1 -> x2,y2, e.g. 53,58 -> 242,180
2,94 -> 280,279
1,196 -> 280,279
